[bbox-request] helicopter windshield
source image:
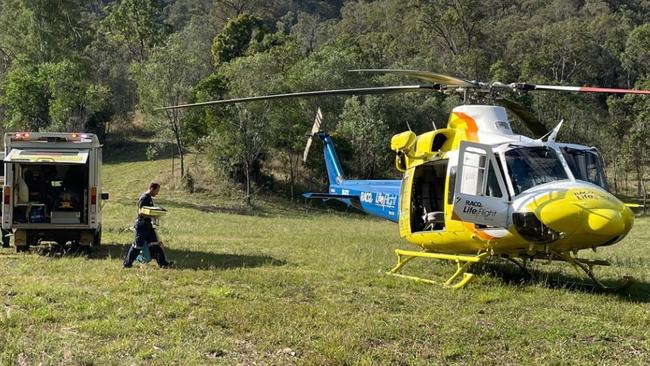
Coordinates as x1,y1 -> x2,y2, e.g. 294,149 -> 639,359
560,147 -> 607,189
505,146 -> 568,195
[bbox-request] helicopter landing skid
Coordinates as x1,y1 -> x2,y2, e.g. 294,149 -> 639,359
387,249 -> 489,289
551,251 -> 635,292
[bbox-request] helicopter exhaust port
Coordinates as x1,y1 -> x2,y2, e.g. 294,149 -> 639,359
512,212 -> 562,243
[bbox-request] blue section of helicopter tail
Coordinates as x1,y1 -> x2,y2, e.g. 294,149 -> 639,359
303,133 -> 402,223
322,134 -> 345,184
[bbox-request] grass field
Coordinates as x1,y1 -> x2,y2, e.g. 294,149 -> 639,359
0,145 -> 649,365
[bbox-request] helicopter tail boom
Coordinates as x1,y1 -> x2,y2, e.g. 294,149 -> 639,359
319,133 -> 346,185
303,132 -> 401,222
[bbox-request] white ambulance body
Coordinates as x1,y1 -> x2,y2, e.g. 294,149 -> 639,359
2,132 -> 107,250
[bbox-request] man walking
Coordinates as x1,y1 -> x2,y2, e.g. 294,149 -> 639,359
123,182 -> 172,268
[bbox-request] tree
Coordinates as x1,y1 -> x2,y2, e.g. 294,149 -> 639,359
0,0 -> 90,64
0,0 -> 111,133
135,33 -> 205,177
336,96 -> 390,178
621,23 -> 650,83
211,13 -> 267,65
1,61 -> 110,132
608,24 -> 650,202
0,64 -> 49,130
101,0 -> 170,65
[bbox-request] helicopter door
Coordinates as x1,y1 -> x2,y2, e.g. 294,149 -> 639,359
453,141 -> 510,227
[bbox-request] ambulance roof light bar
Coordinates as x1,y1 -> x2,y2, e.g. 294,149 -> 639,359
10,132 -> 91,142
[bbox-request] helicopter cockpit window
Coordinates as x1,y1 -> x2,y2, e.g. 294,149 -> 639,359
561,147 -> 607,189
505,147 -> 568,195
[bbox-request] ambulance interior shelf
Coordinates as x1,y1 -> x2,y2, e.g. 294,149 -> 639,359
12,163 -> 88,224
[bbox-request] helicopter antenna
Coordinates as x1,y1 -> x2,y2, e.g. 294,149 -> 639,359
406,120 -> 412,131
431,120 -> 437,130
547,119 -> 564,142
537,119 -> 564,142
303,107 -> 323,163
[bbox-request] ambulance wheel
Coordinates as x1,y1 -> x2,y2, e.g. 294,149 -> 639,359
15,244 -> 29,253
1,229 -> 9,248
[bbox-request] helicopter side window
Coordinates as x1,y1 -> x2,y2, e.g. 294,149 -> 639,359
458,148 -> 504,198
561,147 -> 607,189
459,151 -> 486,196
505,147 -> 568,195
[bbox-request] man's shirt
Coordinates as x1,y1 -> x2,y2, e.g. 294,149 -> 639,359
137,192 -> 154,220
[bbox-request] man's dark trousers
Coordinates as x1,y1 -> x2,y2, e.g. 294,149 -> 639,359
123,218 -> 169,267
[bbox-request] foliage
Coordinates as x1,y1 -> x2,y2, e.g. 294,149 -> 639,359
211,13 -> 267,66
134,31 -> 207,177
0,0 -> 649,198
0,64 -> 49,130
101,0 -> 171,64
621,23 -> 650,78
336,96 -> 391,178
0,61 -> 110,132
0,0 -> 90,64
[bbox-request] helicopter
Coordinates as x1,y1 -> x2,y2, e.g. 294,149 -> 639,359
161,69 -> 648,289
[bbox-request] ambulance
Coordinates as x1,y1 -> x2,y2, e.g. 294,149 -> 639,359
2,132 -> 108,251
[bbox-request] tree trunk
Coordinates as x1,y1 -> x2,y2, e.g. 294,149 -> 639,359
177,137 -> 184,177
642,175 -> 647,215
245,159 -> 251,206
613,157 -> 618,195
289,152 -> 295,202
636,155 -> 642,197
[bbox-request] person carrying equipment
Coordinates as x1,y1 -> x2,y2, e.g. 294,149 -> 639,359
123,182 -> 172,268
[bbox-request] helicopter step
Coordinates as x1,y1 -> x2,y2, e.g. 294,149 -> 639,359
387,249 -> 489,289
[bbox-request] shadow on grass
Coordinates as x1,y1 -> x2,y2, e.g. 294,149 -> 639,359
158,196 -> 367,219
56,243 -> 286,270
160,199 -> 264,217
474,260 -> 650,302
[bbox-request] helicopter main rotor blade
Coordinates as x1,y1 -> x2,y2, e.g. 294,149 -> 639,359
350,69 -> 479,88
530,84 -> 650,95
506,82 -> 650,95
158,85 -> 439,110
494,97 -> 548,137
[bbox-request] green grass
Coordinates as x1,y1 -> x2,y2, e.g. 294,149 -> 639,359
1,149 -> 649,365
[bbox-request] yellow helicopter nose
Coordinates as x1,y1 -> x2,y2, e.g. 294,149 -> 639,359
532,188 -> 633,238
586,208 -> 625,236
536,197 -> 582,234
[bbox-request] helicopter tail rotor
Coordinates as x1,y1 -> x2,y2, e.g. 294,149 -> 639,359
303,108 -> 324,163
